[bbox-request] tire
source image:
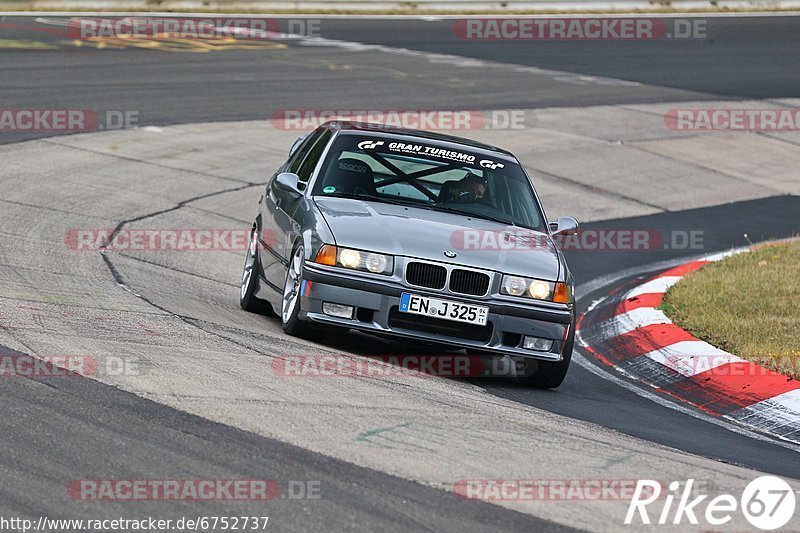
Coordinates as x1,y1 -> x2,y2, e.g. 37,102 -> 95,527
240,225 -> 276,316
518,326 -> 574,389
280,244 -> 323,340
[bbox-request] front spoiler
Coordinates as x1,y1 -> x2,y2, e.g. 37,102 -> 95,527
302,263 -> 574,362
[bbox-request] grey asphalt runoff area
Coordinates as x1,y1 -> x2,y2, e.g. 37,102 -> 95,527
0,14 -> 799,532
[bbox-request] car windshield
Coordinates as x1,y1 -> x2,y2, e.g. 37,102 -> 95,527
312,133 -> 546,231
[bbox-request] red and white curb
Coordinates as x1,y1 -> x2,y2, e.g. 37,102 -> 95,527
577,248 -> 800,445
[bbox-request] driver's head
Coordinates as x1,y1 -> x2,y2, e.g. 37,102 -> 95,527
459,173 -> 487,201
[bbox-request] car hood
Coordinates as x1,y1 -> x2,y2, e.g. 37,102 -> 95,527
314,197 -> 561,280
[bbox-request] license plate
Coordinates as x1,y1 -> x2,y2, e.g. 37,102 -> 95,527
399,293 -> 489,326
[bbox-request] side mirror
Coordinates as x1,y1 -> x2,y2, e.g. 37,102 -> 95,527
275,172 -> 303,196
289,133 -> 308,157
549,216 -> 579,236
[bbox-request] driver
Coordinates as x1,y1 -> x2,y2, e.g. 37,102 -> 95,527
446,172 -> 488,203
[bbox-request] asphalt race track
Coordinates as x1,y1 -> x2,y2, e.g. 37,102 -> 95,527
2,14 -> 800,143
0,13 -> 799,532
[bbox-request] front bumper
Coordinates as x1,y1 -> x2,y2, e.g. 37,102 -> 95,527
302,263 -> 573,362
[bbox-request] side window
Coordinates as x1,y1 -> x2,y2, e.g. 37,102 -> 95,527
286,129 -> 324,174
296,130 -> 333,182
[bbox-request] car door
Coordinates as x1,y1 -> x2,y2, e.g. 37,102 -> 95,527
259,128 -> 325,290
261,128 -> 333,289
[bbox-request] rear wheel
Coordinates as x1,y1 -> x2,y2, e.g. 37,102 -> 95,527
281,244 -> 323,340
240,226 -> 276,316
518,327 -> 574,389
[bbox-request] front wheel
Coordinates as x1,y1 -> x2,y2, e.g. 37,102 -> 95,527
281,244 -> 322,339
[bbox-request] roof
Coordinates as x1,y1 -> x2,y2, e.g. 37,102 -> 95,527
322,120 -> 515,158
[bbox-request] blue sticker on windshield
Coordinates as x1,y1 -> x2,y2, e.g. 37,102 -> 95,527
323,186 -> 336,194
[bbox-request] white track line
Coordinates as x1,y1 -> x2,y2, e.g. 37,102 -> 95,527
731,390 -> 800,433
599,307 -> 671,336
625,275 -> 682,298
642,341 -> 743,377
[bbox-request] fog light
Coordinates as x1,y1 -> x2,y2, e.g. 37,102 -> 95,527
322,302 -> 354,319
523,336 -> 553,352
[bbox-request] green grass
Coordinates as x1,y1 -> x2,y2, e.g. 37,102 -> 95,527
662,240 -> 800,379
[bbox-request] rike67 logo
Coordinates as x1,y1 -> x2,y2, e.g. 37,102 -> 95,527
626,476 -> 796,530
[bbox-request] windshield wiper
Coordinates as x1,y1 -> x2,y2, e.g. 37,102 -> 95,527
429,205 -> 516,227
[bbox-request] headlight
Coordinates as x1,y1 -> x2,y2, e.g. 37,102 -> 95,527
528,280 -> 551,300
501,274 -> 571,303
502,276 -> 528,296
313,244 -> 393,275
365,252 -> 388,273
339,249 -> 361,269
